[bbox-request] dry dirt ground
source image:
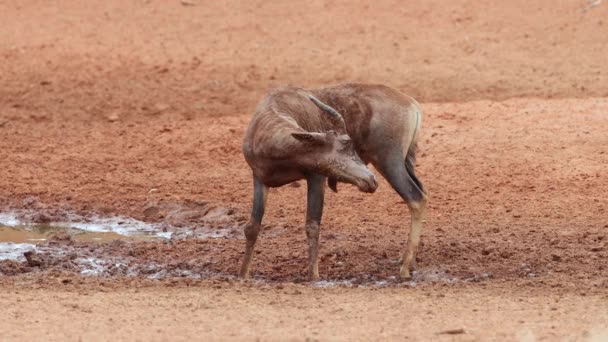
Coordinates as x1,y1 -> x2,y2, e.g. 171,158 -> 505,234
1,0 -> 607,341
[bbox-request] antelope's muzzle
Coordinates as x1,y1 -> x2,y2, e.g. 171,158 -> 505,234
357,173 -> 378,193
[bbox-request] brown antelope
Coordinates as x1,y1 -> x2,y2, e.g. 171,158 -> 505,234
240,84 -> 427,281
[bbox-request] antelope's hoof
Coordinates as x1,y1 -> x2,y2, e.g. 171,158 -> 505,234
400,273 -> 413,280
399,267 -> 413,280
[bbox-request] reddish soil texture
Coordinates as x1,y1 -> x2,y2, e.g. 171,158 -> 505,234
1,1 -> 607,340
2,96 -> 607,287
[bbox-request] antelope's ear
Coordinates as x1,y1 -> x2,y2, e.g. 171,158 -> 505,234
291,132 -> 327,145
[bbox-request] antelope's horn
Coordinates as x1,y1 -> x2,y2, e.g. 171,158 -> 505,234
308,95 -> 346,129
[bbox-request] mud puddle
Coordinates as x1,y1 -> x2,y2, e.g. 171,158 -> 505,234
0,201 -> 247,277
0,203 -> 495,285
0,224 -> 160,244
0,212 -> 172,240
0,213 -> 170,262
0,219 -> 164,267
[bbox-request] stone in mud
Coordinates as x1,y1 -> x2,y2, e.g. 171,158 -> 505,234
30,212 -> 51,223
143,205 -> 160,219
24,251 -> 45,267
22,196 -> 39,208
48,232 -> 74,245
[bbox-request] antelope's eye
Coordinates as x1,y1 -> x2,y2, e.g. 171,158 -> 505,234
338,136 -> 353,147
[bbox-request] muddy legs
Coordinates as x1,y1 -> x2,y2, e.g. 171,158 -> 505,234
239,176 -> 268,279
400,199 -> 426,278
305,174 -> 325,281
375,154 -> 427,279
239,174 -> 325,281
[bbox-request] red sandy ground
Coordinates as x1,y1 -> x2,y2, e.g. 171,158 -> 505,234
0,0 -> 607,340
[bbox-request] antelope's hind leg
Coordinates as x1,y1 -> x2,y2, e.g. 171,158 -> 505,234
239,176 -> 268,279
305,174 -> 326,281
375,153 -> 427,279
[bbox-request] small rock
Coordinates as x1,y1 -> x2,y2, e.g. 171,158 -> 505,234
551,254 -> 562,262
143,205 -> 160,218
107,112 -> 119,122
24,251 -> 44,267
31,212 -> 51,223
591,246 -> 605,252
22,196 -> 39,208
48,232 -> 73,244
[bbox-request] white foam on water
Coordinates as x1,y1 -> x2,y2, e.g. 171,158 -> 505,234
0,243 -> 36,261
0,213 -> 19,226
63,216 -> 172,239
78,257 -> 107,276
156,232 -> 173,239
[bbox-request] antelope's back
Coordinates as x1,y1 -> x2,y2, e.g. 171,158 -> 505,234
312,84 -> 421,161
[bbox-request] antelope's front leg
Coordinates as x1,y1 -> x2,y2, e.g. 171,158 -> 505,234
305,174 -> 325,281
239,176 -> 268,279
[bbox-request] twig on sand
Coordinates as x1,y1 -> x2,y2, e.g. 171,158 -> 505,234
438,328 -> 466,335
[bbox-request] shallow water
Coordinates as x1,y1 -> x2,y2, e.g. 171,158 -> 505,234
0,242 -> 36,261
0,212 -> 171,262
0,225 -> 159,244
0,212 -> 172,240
